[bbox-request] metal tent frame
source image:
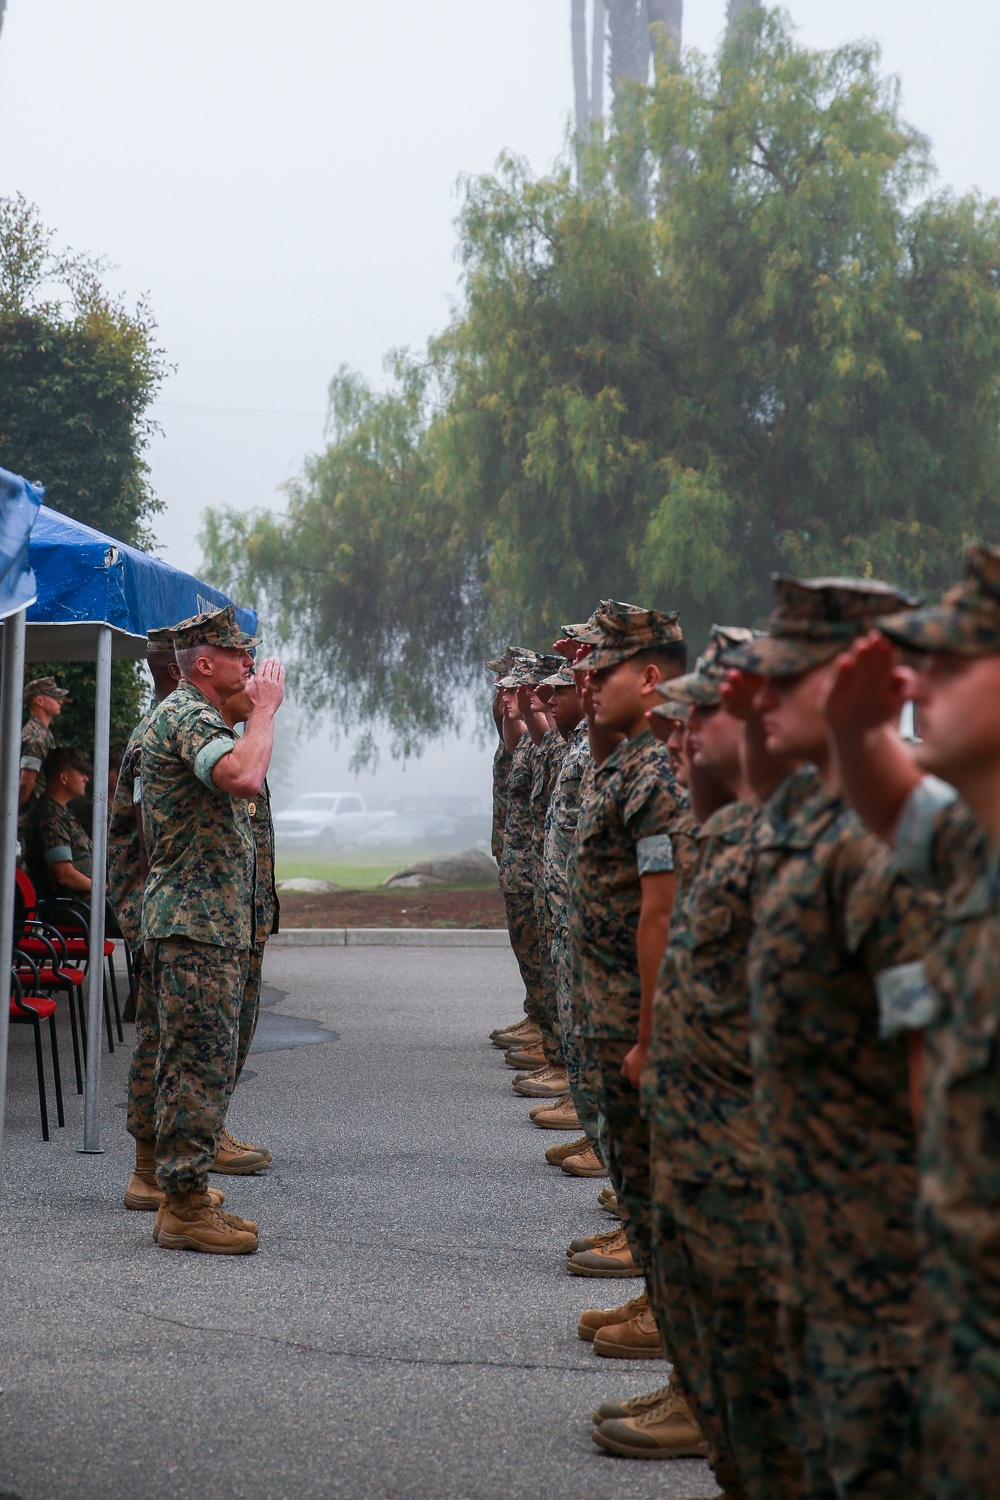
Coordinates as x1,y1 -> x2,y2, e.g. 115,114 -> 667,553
0,486 -> 256,1190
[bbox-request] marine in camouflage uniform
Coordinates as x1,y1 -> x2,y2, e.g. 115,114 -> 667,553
139,607 -> 261,1196
497,655 -> 547,1037
18,675 -> 67,834
24,786 -> 92,896
641,629 -> 804,1500
866,547 -> 1000,1500
566,604 -> 686,1279
724,578 -> 939,1499
530,692 -> 568,1062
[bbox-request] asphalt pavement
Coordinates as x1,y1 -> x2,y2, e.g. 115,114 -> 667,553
0,943 -> 718,1500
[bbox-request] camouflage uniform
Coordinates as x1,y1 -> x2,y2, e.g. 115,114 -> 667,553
531,724 -> 566,1058
233,779 -> 279,1086
874,546 -> 1000,1500
24,795 -> 92,895
490,740 -> 512,863
136,607 -> 259,1196
18,713 -> 55,833
544,720 -> 597,1141
723,577 -> 935,1500
498,732 -> 546,1032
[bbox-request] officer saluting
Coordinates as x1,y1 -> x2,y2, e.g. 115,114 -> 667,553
139,604 -> 284,1256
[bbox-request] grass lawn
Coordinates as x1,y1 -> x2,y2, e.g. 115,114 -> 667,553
275,857 -> 400,890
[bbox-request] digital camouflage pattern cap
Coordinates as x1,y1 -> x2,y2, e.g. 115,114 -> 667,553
653,625 -> 761,711
877,543 -> 1000,656
485,645 -> 518,676
146,625 -> 177,655
648,690 -> 691,725
578,600 -> 683,672
538,663 -> 577,689
24,675 -> 69,702
168,603 -> 261,651
498,650 -> 540,689
721,576 -> 919,678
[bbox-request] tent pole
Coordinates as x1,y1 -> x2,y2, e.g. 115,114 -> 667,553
81,624 -> 112,1153
0,609 -> 27,1195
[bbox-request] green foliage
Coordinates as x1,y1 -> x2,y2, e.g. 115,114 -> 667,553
27,661 -> 147,757
202,7 -> 1000,748
0,195 -> 167,743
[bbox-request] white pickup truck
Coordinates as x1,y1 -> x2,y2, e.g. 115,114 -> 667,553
272,793 -> 394,851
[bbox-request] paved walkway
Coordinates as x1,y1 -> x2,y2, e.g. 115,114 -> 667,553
0,945 -> 717,1500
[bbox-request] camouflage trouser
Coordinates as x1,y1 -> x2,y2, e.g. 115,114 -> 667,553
232,940 -> 265,1088
590,1039 -> 653,1273
534,909 -> 562,1065
125,945 -> 157,1143
551,925 -> 600,1149
147,937 -> 248,1195
501,885 -> 548,1034
779,1304 -> 919,1500
654,1166 -> 806,1500
918,1265 -> 1000,1500
647,1135 -> 751,1500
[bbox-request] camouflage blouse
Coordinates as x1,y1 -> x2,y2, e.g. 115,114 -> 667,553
18,715 -> 55,824
498,734 -> 535,895
107,710 -> 151,952
645,798 -> 759,1188
491,740 -> 512,863
567,727 -> 680,1041
749,765 -> 937,1324
251,779 -> 278,943
139,681 -> 254,949
543,721 -> 590,934
25,796 -> 92,895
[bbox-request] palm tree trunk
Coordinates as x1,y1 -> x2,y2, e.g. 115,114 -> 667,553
591,0 -> 606,120
572,0 -> 590,137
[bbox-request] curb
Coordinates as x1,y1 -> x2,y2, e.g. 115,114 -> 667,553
269,927 -> 511,949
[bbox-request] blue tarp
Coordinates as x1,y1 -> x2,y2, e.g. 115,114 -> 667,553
0,470 -> 40,623
25,504 -> 257,642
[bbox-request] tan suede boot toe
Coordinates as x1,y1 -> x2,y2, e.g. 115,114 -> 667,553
591,1379 -> 672,1425
567,1227 -> 642,1278
545,1135 -> 591,1166
530,1094 -> 580,1130
513,1065 -> 569,1099
560,1144 -> 608,1178
592,1388 -> 708,1459
212,1127 -> 271,1175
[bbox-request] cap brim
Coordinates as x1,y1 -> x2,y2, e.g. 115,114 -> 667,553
876,605 -> 999,656
649,699 -> 690,722
720,635 -> 843,678
653,671 -> 722,709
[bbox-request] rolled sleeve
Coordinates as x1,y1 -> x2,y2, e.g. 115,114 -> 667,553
44,844 -> 73,866
19,754 -> 41,772
876,960 -> 937,1038
896,776 -> 958,883
637,833 -> 674,875
193,737 -> 236,789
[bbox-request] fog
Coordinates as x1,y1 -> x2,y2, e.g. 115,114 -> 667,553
3,0 -> 999,812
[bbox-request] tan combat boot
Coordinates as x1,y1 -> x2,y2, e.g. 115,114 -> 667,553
125,1141 -> 225,1212
491,1017 -> 541,1049
545,1135 -> 591,1167
592,1385 -> 708,1459
513,1065 -> 569,1099
530,1094 -> 580,1130
567,1226 -> 642,1278
591,1379 -> 672,1424
593,1303 -> 665,1359
598,1186 -> 621,1217
560,1144 -> 608,1178
212,1127 -> 272,1175
504,1042 -> 546,1070
153,1197 -> 257,1245
156,1191 -> 259,1255
577,1289 -> 648,1342
567,1223 -> 633,1257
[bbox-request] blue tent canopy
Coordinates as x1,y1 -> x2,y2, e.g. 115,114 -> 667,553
24,504 -> 258,661
0,470 -> 41,624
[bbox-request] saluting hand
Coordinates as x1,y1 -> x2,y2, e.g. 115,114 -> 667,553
824,632 -> 911,733
246,658 -> 285,714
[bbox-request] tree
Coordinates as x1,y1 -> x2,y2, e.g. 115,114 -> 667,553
202,9 -> 1000,753
0,195 -> 168,746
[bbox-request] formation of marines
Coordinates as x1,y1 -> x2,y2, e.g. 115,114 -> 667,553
488,551 -> 1000,1500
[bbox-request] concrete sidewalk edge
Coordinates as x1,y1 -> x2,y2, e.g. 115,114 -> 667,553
270,927 -> 511,949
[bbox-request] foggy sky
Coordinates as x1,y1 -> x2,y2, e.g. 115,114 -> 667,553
1,1 -> 997,798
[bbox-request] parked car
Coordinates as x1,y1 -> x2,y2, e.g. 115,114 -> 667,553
272,793 -> 393,850
357,814 -> 457,851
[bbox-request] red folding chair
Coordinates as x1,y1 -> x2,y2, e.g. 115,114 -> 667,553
13,923 -> 85,1095
16,868 -> 122,1052
10,961 -> 65,1141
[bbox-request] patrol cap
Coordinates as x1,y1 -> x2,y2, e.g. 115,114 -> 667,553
538,663 -> 577,689
649,692 -> 691,725
655,625 -> 761,710
168,603 -> 261,651
24,675 -> 69,702
497,651 -> 540,689
721,576 -> 919,678
146,625 -> 176,656
581,601 -> 684,672
485,645 -> 518,676
877,543 -> 1000,657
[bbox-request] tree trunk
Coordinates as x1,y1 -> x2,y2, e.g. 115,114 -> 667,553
572,0 -> 590,136
727,0 -> 760,28
591,0 -> 606,120
648,0 -> 682,60
606,0 -> 652,91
